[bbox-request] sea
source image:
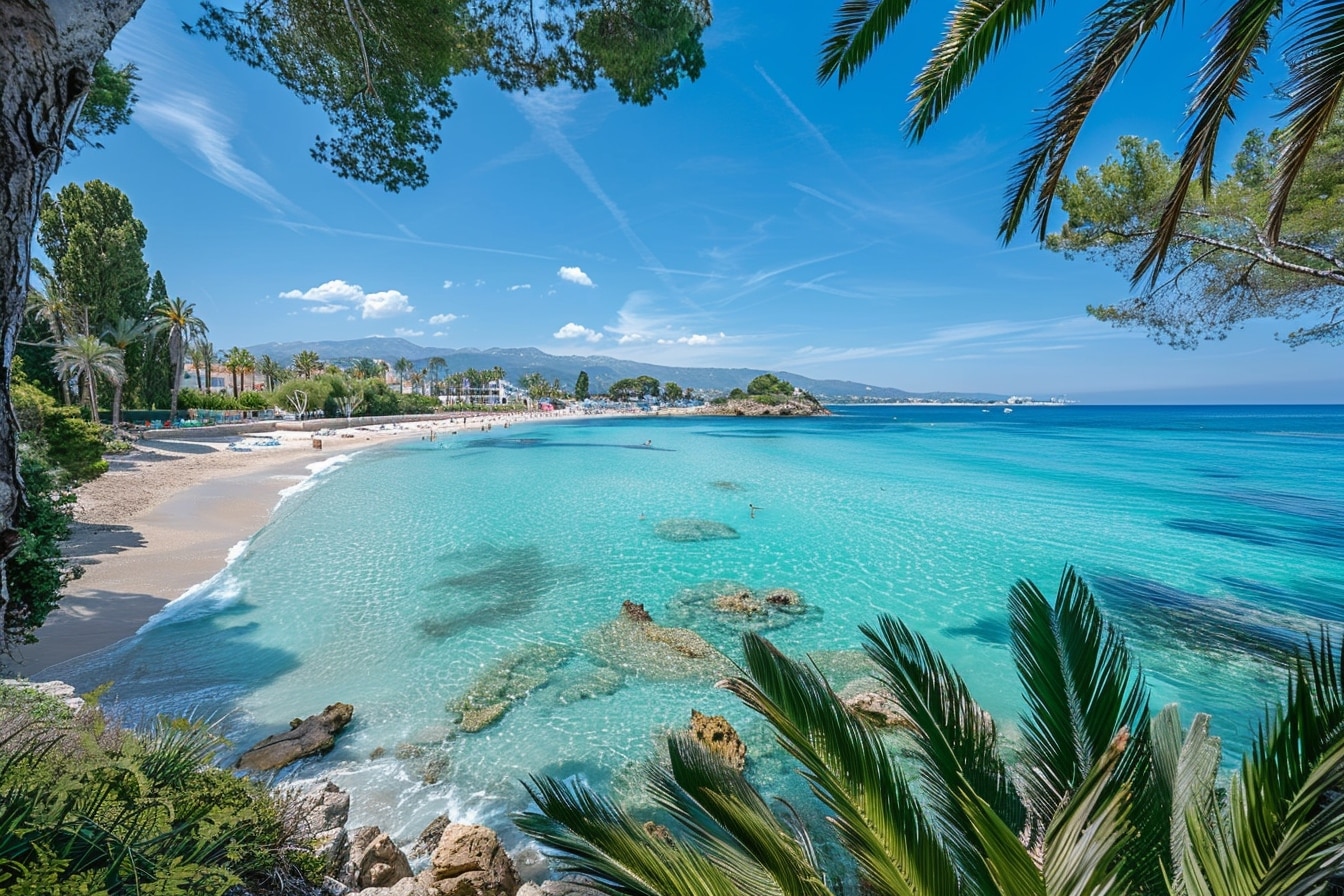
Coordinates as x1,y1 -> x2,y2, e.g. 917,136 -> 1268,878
45,404 -> 1344,846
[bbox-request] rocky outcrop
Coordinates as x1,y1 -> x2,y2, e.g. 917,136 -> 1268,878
653,518 -> 740,543
409,814 -> 453,860
842,691 -> 916,731
667,581 -> 810,634
0,679 -> 85,713
689,710 -> 747,772
237,703 -> 354,772
289,780 -> 352,838
340,826 -> 414,890
356,879 -> 434,896
695,397 -> 830,417
417,823 -> 521,896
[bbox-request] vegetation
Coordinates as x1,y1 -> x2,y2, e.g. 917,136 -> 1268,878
518,567 -> 1344,896
1050,116 -> 1344,347
818,0 -> 1344,289
0,685 -> 297,894
746,373 -> 793,396
609,376 -> 662,401
4,454 -> 81,650
575,370 -> 591,401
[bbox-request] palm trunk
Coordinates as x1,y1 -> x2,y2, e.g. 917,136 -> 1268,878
86,370 -> 99,423
111,382 -> 122,427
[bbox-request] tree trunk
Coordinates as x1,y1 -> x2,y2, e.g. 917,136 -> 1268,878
111,381 -> 121,426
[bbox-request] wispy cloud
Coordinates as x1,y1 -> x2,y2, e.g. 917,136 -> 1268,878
786,316 -> 1113,366
429,313 -> 458,325
789,182 -> 855,213
276,221 -> 555,259
755,64 -> 852,176
508,283 -> 532,291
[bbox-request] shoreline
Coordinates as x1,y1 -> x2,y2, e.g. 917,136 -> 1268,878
7,409 -> 683,678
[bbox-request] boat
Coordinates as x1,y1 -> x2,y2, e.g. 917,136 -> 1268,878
1003,407 -> 1014,414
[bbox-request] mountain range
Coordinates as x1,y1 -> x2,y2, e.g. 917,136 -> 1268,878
245,337 -> 1006,402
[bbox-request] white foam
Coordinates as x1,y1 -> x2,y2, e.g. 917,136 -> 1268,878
277,452 -> 358,501
137,563 -> 246,633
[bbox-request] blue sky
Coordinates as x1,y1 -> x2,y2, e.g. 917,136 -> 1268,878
48,0 -> 1343,401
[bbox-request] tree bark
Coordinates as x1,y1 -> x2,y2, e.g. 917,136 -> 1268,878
0,0 -> 144,626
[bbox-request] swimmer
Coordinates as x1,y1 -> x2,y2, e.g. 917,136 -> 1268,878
749,503 -> 758,518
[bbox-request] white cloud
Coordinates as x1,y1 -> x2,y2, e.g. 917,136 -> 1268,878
554,322 -> 604,342
394,328 -> 425,337
442,280 -> 455,289
558,266 -> 594,287
280,279 -> 413,319
618,333 -> 648,345
657,332 -> 725,346
474,279 -> 486,287
508,283 -> 532,291
429,313 -> 458,325
433,331 -> 449,337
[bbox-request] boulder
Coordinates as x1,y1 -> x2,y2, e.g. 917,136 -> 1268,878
410,814 -> 452,860
289,781 -> 351,838
518,885 -> 545,896
762,588 -> 802,607
540,879 -> 604,896
689,710 -> 747,772
843,691 -> 916,731
319,876 -> 351,895
418,823 -> 520,896
665,581 -> 809,634
585,606 -> 733,682
311,827 -> 348,877
712,590 -> 762,615
356,879 -> 434,896
620,600 -> 652,623
340,826 -> 413,890
237,703 -> 354,772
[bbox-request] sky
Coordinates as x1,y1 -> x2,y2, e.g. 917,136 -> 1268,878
46,0 -> 1344,402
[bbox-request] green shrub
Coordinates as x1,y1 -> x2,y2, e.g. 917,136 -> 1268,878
5,454 -> 82,647
42,408 -> 107,483
237,391 -> 271,410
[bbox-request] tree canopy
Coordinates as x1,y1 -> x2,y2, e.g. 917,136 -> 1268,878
188,0 -> 712,190
1050,121 -> 1344,347
818,0 -> 1344,285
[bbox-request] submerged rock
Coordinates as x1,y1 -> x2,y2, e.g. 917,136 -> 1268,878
842,691 -> 916,731
689,709 -> 747,771
448,643 -> 572,733
340,825 -> 413,890
584,604 -> 733,681
667,580 -> 811,633
236,703 -> 354,772
653,518 -> 740,543
710,480 -> 743,491
557,667 -> 626,704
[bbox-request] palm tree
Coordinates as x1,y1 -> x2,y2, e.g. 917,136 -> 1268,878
292,350 -> 321,379
223,346 -> 255,397
26,259 -> 77,404
153,297 -> 206,423
258,354 -> 286,390
52,335 -> 125,421
102,316 -> 151,427
518,568 -> 1344,896
426,356 -> 446,397
394,356 -> 412,389
818,2 -> 1344,281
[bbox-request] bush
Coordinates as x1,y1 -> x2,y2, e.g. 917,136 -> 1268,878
0,691 -> 289,894
237,390 -> 271,410
4,454 -> 81,649
42,407 -> 107,483
747,373 -> 794,396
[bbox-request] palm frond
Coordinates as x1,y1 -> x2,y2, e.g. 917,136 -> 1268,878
646,733 -> 832,896
517,776 -> 747,896
818,0 -> 917,86
1136,0 -> 1279,282
1181,630 -> 1344,896
1010,567 -> 1149,835
861,616 -> 1024,893
720,632 -> 957,896
1145,706 -> 1221,894
1266,0 -> 1344,242
906,0 -> 1050,141
1041,730 -> 1135,896
1001,0 -> 1179,243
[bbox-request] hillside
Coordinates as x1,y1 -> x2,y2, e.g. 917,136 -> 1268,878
245,338 -> 1006,403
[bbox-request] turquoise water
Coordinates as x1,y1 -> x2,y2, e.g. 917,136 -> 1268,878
49,405 -> 1344,843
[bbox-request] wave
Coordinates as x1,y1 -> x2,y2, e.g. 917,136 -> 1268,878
278,452 -> 359,502
137,550 -> 248,633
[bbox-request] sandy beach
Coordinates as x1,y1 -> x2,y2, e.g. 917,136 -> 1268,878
5,414 -> 570,677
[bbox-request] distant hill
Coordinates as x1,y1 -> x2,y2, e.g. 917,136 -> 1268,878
245,338 -> 1005,402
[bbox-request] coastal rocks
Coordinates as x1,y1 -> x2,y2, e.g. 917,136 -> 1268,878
356,879 -> 433,896
448,644 -> 571,733
289,780 -> 352,838
409,814 -> 453,860
556,667 -> 626,704
842,691 -> 916,731
417,823 -> 521,896
0,679 -> 85,713
667,581 -> 810,633
586,604 -> 733,681
653,518 -> 740,543
689,710 -> 747,772
695,397 -> 830,417
237,703 -> 354,771
340,826 -> 413,890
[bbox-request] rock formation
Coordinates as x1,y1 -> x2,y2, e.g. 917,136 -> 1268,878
689,709 -> 747,772
586,603 -> 733,681
652,518 -> 740,542
237,703 -> 354,772
417,822 -> 521,896
448,644 -> 571,733
341,826 -> 414,891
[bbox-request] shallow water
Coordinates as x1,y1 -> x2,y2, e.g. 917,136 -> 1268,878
49,405 -> 1344,842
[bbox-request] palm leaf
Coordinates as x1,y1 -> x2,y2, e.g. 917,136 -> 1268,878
517,775 -> 747,896
1136,0 -> 1280,282
861,616 -> 1024,893
720,632 -> 957,896
818,0 -> 917,86
1266,0 -> 1344,242
906,0 -> 1050,141
1009,567 -> 1149,839
646,733 -> 833,896
1144,706 -> 1221,894
1041,730 -> 1135,896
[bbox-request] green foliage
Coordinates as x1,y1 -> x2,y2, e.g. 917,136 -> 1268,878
5,454 -> 81,649
70,59 -> 139,151
519,568 -> 1344,896
41,408 -> 108,483
609,375 -> 661,401
188,0 -> 710,191
746,374 -> 793,396
574,370 -> 590,401
237,391 -> 271,410
727,388 -> 746,400
36,180 -> 149,332
662,381 -> 683,401
177,388 -> 239,411
1050,119 -> 1344,347
0,696 -> 288,894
